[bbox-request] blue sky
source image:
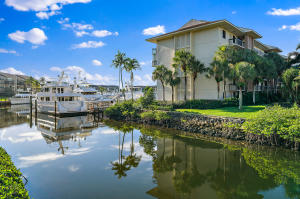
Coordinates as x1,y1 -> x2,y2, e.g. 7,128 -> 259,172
0,0 -> 299,85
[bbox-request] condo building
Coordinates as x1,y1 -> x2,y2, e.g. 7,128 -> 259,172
146,19 -> 282,101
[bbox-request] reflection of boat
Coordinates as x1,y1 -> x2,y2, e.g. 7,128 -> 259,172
36,114 -> 97,155
8,104 -> 31,116
9,90 -> 33,105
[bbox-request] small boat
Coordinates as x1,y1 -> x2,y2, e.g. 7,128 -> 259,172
9,90 -> 32,105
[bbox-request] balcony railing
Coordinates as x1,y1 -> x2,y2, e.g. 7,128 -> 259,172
152,48 -> 157,55
229,38 -> 245,48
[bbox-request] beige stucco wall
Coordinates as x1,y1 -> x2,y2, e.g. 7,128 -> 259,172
155,27 -> 241,101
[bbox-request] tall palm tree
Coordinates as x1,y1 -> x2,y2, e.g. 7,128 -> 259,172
172,49 -> 193,101
229,61 -> 256,109
124,58 -> 140,101
166,70 -> 180,103
187,56 -> 206,100
207,60 -> 224,100
112,51 -> 127,92
152,65 -> 169,102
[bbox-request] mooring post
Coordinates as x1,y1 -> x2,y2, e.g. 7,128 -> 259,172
54,101 -> 57,130
35,99 -> 37,124
29,96 -> 32,128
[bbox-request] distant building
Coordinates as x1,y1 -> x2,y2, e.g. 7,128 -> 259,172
147,19 -> 282,101
0,72 -> 31,97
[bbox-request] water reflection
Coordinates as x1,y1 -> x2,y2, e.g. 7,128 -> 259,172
1,107 -> 300,199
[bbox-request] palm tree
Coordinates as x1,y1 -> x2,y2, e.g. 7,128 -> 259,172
288,43 -> 300,66
187,56 -> 206,100
124,58 -> 140,101
112,51 -> 127,93
172,49 -> 193,101
166,70 -> 180,103
152,65 -> 169,102
229,61 -> 256,109
207,60 -> 224,100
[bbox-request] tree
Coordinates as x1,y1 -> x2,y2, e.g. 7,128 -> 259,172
172,49 -> 193,101
98,86 -> 107,95
124,58 -> 140,101
152,65 -> 169,102
166,70 -> 180,103
26,76 -> 40,93
112,51 -> 127,93
229,62 -> 256,109
139,87 -> 155,108
207,60 -> 224,99
187,56 -> 206,100
282,68 -> 300,102
288,43 -> 300,66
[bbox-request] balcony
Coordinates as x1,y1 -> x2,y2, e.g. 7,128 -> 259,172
229,38 -> 245,48
152,60 -> 158,67
253,48 -> 265,57
152,48 -> 157,56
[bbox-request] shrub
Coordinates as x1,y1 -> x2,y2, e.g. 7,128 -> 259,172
173,98 -> 238,109
139,87 -> 155,108
105,101 -> 140,120
0,147 -> 29,199
242,104 -> 300,142
141,110 -> 170,121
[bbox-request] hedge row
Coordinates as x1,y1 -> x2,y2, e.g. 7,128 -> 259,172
0,147 -> 29,199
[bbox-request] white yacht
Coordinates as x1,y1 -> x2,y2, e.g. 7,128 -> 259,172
36,73 -> 87,115
9,89 -> 32,105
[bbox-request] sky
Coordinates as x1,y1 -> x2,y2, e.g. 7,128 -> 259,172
0,0 -> 300,86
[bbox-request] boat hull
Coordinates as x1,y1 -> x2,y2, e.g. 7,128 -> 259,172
10,98 -> 31,105
37,101 -> 87,115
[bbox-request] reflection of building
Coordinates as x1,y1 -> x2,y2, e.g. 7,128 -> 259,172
0,108 -> 28,128
146,136 -> 275,199
37,114 -> 97,155
0,72 -> 31,97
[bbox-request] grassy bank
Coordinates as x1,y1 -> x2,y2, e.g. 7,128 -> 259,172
0,147 -> 29,199
176,105 -> 266,119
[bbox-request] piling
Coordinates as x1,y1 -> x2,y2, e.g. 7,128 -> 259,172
54,101 -> 57,130
30,96 -> 32,128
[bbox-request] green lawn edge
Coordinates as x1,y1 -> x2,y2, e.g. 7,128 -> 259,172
176,105 -> 266,119
0,147 -> 30,199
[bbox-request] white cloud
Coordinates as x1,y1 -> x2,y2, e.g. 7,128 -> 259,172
36,10 -> 60,19
50,65 -> 115,85
134,74 -> 155,86
75,30 -> 89,37
50,66 -> 63,72
72,41 -> 105,49
5,0 -> 91,19
143,25 -> 165,36
0,18 -> 4,23
91,30 -> 118,37
68,165 -> 80,172
0,128 -> 43,143
8,28 -> 47,45
140,60 -> 151,66
0,67 -> 25,75
267,7 -> 300,16
279,22 -> 300,31
92,59 -> 102,66
57,17 -> 70,24
232,11 -> 237,14
0,48 -> 17,54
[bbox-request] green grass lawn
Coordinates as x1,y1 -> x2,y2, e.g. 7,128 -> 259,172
176,105 -> 266,119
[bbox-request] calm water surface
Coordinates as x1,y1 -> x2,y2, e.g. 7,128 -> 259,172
1,106 -> 300,199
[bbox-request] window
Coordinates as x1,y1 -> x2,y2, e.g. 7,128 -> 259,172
46,97 -> 50,101
222,30 -> 226,39
52,88 -> 56,93
45,88 -> 49,92
233,36 -> 236,43
61,88 -> 64,93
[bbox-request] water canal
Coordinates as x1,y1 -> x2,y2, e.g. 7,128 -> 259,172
1,106 -> 300,199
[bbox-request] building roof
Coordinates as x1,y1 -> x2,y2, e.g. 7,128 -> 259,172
146,19 -> 262,43
254,40 -> 282,53
0,72 -> 30,81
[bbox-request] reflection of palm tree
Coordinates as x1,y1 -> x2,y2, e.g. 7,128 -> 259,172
111,131 -> 130,179
111,126 -> 141,179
